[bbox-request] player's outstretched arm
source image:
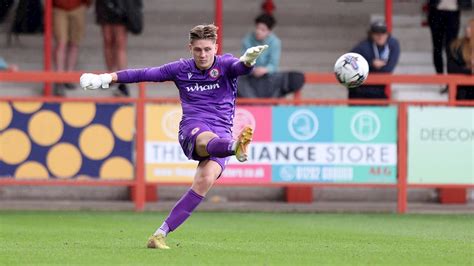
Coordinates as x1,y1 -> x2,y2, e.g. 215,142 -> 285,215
81,64 -> 177,90
228,45 -> 269,77
239,45 -> 268,67
80,72 -> 118,90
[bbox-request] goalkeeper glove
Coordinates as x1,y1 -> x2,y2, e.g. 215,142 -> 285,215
239,45 -> 268,66
80,73 -> 113,90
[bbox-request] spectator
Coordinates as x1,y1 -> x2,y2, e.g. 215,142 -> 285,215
95,0 -> 129,97
10,0 -> 43,35
53,0 -> 91,96
8,0 -> 43,45
238,13 -> 304,98
350,20 -> 400,99
447,20 -> 474,100
0,0 -> 14,23
0,57 -> 18,71
241,14 -> 281,82
427,0 -> 472,74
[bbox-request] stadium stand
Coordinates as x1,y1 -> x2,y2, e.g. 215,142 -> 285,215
0,0 -> 473,207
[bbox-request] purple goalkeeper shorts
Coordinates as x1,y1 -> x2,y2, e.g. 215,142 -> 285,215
178,119 -> 231,173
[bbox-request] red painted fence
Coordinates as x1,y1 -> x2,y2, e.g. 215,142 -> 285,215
1,71 -> 473,212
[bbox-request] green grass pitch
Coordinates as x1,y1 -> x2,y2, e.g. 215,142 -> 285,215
0,211 -> 472,265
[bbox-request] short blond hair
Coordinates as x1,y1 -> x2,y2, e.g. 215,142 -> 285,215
189,24 -> 218,43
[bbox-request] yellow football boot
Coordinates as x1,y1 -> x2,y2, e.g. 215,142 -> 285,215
147,234 -> 170,249
235,126 -> 253,162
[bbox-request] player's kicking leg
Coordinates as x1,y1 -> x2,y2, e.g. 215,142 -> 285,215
147,126 -> 253,249
147,160 -> 221,249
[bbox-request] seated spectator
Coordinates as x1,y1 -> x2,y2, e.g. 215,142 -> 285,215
238,13 -> 304,98
350,20 -> 400,99
0,57 -> 18,71
447,20 -> 474,100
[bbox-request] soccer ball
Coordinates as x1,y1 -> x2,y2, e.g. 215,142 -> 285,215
334,53 -> 369,88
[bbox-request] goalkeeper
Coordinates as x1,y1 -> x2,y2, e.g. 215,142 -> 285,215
80,24 -> 267,250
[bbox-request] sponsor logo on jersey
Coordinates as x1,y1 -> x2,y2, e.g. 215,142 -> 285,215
187,72 -> 193,79
185,83 -> 220,92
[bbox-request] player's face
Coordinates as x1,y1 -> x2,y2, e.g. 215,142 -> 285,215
189,39 -> 218,70
255,23 -> 271,41
372,32 -> 389,46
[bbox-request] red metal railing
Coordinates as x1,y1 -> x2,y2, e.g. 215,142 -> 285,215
1,71 -> 474,213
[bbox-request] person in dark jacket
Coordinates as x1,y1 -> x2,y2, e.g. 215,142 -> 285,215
447,20 -> 474,100
10,0 -> 43,35
349,20 -> 400,99
427,0 -> 472,74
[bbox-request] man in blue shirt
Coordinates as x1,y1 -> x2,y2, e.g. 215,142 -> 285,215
241,13 -> 281,77
237,14 -> 304,98
238,13 -> 304,98
350,20 -> 400,99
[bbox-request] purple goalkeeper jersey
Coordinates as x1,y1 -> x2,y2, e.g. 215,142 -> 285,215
116,54 -> 252,128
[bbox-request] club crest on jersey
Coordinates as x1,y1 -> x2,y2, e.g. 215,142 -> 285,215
209,68 -> 220,79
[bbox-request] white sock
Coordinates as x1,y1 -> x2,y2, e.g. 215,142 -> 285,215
153,221 -> 170,236
153,228 -> 167,236
231,141 -> 238,152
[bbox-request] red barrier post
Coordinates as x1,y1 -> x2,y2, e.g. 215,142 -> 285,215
384,0 -> 393,103
215,0 -> 223,54
385,84 -> 392,100
448,81 -> 457,105
397,103 -> 408,214
294,89 -> 302,100
134,83 -> 147,211
385,0 -> 393,33
43,0 -> 53,96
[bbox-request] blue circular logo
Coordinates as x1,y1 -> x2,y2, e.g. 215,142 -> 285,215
288,109 -> 319,141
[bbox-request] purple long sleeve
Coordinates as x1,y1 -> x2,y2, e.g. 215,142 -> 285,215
223,56 -> 253,78
230,60 -> 253,77
116,63 -> 176,83
116,54 -> 249,128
